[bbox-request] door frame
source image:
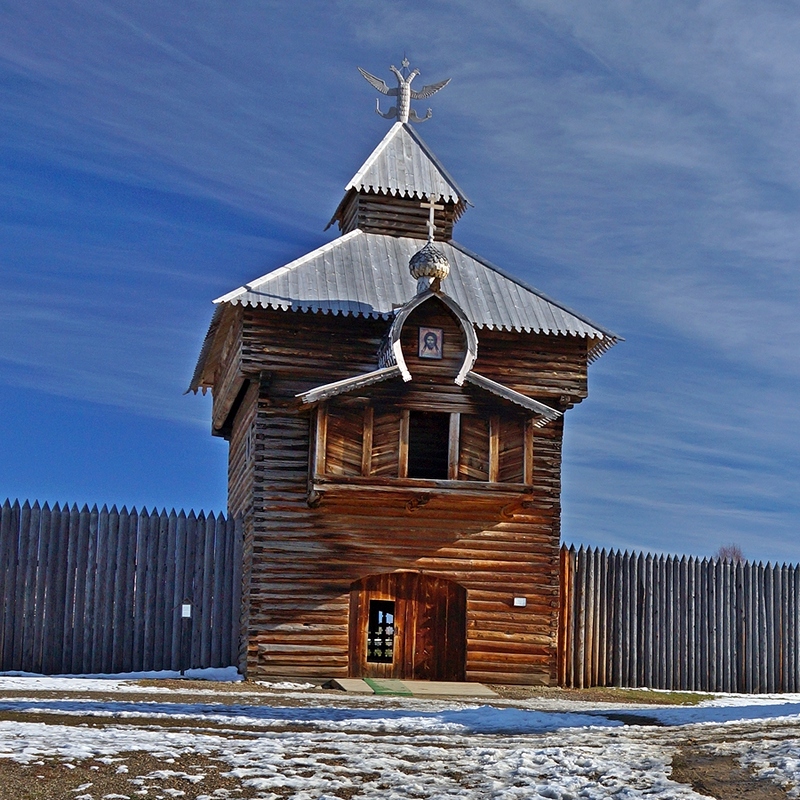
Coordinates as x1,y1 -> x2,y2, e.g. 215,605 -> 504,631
348,571 -> 466,681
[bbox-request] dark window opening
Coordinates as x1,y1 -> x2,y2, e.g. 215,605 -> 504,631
366,600 -> 395,663
408,411 -> 450,479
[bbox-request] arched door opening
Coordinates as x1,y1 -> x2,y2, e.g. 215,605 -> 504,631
349,572 -> 466,681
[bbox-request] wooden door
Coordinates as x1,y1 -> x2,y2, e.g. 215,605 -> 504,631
349,572 -> 466,681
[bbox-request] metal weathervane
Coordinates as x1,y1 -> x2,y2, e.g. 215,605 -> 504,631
357,58 -> 450,123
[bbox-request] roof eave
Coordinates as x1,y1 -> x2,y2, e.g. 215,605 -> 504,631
465,371 -> 563,426
449,239 -> 618,341
297,365 -> 403,406
187,304 -> 225,394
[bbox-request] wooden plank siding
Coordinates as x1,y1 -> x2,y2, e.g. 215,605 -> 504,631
0,499 -> 242,675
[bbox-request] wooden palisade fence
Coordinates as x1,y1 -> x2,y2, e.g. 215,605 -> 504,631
560,545 -> 800,693
0,499 -> 242,675
6,496 -> 800,692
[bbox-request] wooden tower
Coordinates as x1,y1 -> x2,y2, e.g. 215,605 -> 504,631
190,64 -> 616,685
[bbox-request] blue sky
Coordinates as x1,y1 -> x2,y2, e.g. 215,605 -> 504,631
2,1 -> 799,562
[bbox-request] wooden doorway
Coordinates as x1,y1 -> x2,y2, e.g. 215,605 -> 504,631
349,572 -> 466,681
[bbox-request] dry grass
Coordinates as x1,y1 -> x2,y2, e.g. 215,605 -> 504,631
489,684 -> 706,705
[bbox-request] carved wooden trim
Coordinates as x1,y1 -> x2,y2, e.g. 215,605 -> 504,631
489,414 -> 500,483
524,417 -> 535,485
314,403 -> 328,477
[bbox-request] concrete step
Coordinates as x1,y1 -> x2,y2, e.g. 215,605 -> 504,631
325,678 -> 498,697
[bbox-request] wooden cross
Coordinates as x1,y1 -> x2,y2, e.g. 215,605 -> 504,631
420,199 -> 444,240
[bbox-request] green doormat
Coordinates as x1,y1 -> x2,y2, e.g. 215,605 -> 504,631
363,678 -> 413,696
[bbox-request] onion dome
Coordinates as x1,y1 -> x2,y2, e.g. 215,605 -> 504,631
409,241 -> 450,292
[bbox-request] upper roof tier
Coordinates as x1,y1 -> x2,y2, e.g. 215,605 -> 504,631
328,123 -> 471,239
190,68 -> 619,394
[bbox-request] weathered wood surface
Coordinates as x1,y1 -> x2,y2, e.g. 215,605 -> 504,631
237,403 -> 564,685
349,571 -> 466,681
335,190 -> 460,240
322,402 -> 532,487
0,499 -> 242,675
560,545 -> 800,693
220,303 -> 574,686
238,308 -> 586,406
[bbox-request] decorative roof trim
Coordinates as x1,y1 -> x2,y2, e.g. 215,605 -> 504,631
464,371 -> 562,426
207,231 -> 617,340
297,365 -> 402,406
587,335 -> 618,363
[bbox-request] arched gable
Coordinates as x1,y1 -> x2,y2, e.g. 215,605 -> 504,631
387,290 -> 478,385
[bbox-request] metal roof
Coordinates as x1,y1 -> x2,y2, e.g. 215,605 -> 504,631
214,230 -> 616,351
297,365 -> 402,406
464,372 -> 562,426
343,122 -> 471,205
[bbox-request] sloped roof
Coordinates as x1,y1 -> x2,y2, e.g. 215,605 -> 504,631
214,230 -> 615,345
297,366 -> 563,427
463,372 -> 561,426
191,117 -> 619,394
342,122 -> 471,205
297,365 -> 403,406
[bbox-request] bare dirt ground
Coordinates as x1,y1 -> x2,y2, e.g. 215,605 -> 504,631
671,751 -> 790,799
0,681 -> 794,799
0,752 -> 259,800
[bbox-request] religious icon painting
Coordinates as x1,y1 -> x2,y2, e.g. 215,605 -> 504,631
418,327 -> 443,359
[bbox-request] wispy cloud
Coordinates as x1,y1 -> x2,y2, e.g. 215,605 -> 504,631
1,0 -> 798,556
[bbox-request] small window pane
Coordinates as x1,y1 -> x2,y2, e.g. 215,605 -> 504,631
367,600 -> 395,663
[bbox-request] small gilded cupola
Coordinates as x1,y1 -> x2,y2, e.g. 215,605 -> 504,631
327,60 -> 471,241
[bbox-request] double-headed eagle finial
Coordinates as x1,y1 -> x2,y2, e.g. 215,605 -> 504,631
357,58 -> 450,124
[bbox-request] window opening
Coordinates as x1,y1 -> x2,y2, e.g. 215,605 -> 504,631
408,411 -> 450,479
366,600 -> 395,663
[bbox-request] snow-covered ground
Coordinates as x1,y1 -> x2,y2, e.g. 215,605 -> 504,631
2,674 -> 800,799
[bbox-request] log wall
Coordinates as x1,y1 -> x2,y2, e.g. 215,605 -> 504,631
224,306 -> 575,684
335,190 -> 460,240
241,397 -> 564,684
